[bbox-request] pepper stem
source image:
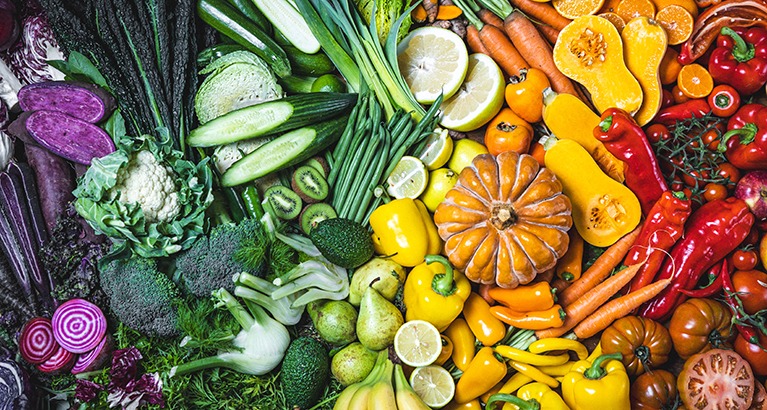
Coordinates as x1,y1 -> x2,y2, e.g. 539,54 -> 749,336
599,116 -> 614,132
426,255 -> 458,297
584,352 -> 623,379
486,393 -> 541,410
719,123 -> 759,152
721,27 -> 756,63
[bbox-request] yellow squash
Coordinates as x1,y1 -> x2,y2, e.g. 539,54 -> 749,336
544,139 -> 641,247
553,15 -> 643,115
621,17 -> 667,126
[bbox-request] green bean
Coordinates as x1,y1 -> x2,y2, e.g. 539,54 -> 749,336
339,132 -> 382,219
354,127 -> 391,223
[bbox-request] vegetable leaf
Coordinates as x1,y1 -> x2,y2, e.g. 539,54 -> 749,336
47,51 -> 110,90
103,109 -> 127,143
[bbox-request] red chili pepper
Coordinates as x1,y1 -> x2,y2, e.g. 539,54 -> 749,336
720,259 -> 760,344
593,108 -> 668,214
624,191 -> 692,293
720,103 -> 767,170
709,27 -> 767,96
707,85 -> 742,118
678,261 -> 725,298
639,197 -> 754,322
654,99 -> 711,126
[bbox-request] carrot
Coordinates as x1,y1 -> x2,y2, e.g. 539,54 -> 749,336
535,23 -> 560,45
478,8 -> 504,29
479,24 -> 529,78
558,225 -> 642,307
534,262 -> 644,339
466,25 -> 489,54
507,0 -> 571,31
573,279 -> 673,339
503,11 -> 580,97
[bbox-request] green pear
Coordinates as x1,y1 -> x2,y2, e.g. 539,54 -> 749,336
307,299 -> 358,345
356,286 -> 404,351
331,342 -> 378,386
349,258 -> 406,306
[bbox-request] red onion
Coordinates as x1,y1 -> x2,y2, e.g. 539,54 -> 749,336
18,317 -> 57,364
36,344 -> 75,374
51,299 -> 106,354
72,334 -> 113,374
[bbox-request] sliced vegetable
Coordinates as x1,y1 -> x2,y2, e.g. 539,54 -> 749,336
36,344 -> 75,374
678,349 -> 754,409
17,81 -> 115,123
251,0 -> 320,54
71,334 -> 113,374
51,298 -> 107,354
19,317 -> 57,364
20,110 -> 115,165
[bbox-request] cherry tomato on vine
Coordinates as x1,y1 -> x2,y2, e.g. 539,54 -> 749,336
645,123 -> 671,144
716,163 -> 741,186
703,183 -> 728,202
701,128 -> 721,151
730,249 -> 759,271
707,84 -> 741,118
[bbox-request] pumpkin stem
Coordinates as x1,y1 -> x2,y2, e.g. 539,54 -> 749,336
491,203 -> 518,230
425,255 -> 458,297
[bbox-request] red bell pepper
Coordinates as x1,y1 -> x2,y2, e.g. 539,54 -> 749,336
624,191 -> 692,293
709,27 -> 767,96
639,197 -> 754,322
593,108 -> 668,214
720,103 -> 767,170
654,99 -> 711,126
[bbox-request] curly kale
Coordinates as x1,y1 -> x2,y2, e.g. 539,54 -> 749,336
100,256 -> 181,337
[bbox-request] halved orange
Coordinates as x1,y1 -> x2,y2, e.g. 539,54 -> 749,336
677,63 -> 713,99
599,0 -> 623,13
616,0 -> 656,22
552,0 -> 606,19
655,5 -> 693,45
598,12 -> 626,32
652,0 -> 698,17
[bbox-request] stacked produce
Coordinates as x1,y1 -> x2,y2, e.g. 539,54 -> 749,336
2,0 -> 767,408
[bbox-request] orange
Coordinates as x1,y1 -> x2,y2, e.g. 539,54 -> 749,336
599,0 -> 623,13
655,5 -> 693,45
651,0 -> 698,17
552,0 -> 606,19
616,0 -> 655,22
598,12 -> 626,32
677,63 -> 713,98
659,48 -> 682,85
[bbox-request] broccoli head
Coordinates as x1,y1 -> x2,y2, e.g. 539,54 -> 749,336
100,256 -> 181,337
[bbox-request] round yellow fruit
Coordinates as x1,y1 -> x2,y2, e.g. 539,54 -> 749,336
420,168 -> 459,212
447,139 -> 488,174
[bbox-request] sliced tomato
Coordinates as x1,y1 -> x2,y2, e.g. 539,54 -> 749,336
678,349 -> 755,410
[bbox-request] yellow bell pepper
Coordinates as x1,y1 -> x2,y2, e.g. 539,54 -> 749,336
463,293 -> 507,346
403,255 -> 471,331
444,318 -> 475,371
369,198 -> 441,267
454,347 -> 507,404
561,353 -> 630,410
487,382 -> 570,410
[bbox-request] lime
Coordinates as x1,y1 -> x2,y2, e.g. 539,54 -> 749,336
311,74 -> 346,93
408,365 -> 455,409
397,26 -> 469,105
386,156 -> 429,199
439,53 -> 505,132
420,168 -> 459,212
418,128 -> 454,171
447,139 -> 489,174
394,320 -> 442,368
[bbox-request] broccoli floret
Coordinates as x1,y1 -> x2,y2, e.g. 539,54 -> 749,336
175,218 -> 269,298
100,256 -> 181,337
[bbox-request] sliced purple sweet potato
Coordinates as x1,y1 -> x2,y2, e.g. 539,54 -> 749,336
17,81 -> 116,123
24,110 -> 115,165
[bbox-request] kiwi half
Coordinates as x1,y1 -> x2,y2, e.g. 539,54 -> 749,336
291,165 -> 329,203
265,185 -> 303,220
299,203 -> 337,234
303,156 -> 330,178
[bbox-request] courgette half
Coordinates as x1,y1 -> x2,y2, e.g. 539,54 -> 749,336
187,92 -> 357,147
221,115 -> 349,187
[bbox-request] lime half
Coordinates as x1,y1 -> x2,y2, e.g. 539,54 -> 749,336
398,26 -> 469,105
386,156 -> 429,199
409,365 -> 455,409
418,128 -> 453,171
439,53 -> 505,132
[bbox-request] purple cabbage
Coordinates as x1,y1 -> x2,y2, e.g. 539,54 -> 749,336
0,358 -> 30,410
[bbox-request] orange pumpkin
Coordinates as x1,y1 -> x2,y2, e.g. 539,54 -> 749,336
434,152 -> 572,288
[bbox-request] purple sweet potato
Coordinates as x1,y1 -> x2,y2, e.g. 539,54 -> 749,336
7,111 -> 35,145
23,110 -> 115,165
24,144 -> 74,235
17,81 -> 116,123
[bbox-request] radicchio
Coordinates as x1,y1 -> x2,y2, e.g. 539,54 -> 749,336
6,14 -> 64,85
107,372 -> 165,410
108,346 -> 142,390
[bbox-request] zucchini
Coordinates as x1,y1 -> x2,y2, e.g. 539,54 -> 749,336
221,116 -> 349,187
196,44 -> 245,68
279,75 -> 318,94
197,0 -> 291,78
225,0 -> 272,35
251,0 -> 321,54
187,92 -> 357,147
284,45 -> 336,76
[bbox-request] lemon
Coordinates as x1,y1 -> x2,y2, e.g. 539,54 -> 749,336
409,365 -> 455,408
420,168 -> 458,212
397,27 -> 469,105
447,139 -> 488,174
418,128 -> 453,171
394,320 -> 442,368
386,156 -> 429,199
439,53 -> 505,132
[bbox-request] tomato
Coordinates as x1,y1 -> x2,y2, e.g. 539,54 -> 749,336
672,85 -> 690,104
678,349 -> 755,410
701,127 -> 721,151
730,249 -> 759,271
599,316 -> 672,376
734,332 -> 767,376
484,108 -> 533,156
753,381 -> 767,410
630,369 -> 678,410
668,298 -> 733,359
717,162 -> 742,186
646,123 -> 671,144
708,84 -> 742,118
731,269 -> 767,314
703,182 -> 728,202
661,88 -> 674,109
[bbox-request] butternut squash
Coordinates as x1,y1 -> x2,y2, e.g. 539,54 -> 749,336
621,17 -> 667,126
541,88 -> 626,182
544,138 -> 641,247
553,15 -> 643,115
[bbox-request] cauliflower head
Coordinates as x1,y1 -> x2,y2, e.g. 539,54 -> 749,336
111,150 -> 181,223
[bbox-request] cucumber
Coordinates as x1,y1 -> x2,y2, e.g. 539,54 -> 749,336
279,75 -> 317,94
283,45 -> 335,76
221,116 -> 349,187
187,92 -> 357,147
